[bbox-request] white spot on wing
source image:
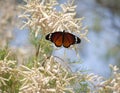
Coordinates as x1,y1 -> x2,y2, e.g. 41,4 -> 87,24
75,36 -> 77,43
49,33 -> 52,40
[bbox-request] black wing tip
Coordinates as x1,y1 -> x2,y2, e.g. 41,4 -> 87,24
77,37 -> 81,43
45,34 -> 50,40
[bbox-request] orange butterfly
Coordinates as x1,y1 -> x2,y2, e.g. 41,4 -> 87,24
45,30 -> 81,48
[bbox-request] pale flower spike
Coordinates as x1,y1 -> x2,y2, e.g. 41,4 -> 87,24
20,0 -> 88,41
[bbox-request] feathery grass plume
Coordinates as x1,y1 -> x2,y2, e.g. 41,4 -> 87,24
0,57 -> 21,92
19,0 -> 88,40
19,56 -> 78,93
85,65 -> 120,93
102,65 -> 120,93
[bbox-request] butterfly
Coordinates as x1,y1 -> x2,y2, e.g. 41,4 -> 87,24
45,30 -> 81,48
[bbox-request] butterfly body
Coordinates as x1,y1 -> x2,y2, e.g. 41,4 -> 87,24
45,30 -> 81,48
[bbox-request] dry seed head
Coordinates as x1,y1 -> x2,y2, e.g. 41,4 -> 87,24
20,0 -> 88,41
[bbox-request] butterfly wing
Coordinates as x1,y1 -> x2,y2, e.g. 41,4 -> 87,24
46,31 -> 81,48
63,32 -> 81,48
45,32 -> 63,47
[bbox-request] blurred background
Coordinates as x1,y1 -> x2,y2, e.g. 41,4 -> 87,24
0,0 -> 120,78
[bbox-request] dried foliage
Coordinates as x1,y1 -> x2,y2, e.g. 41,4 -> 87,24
0,56 -> 120,93
19,56 -> 76,93
0,0 -> 120,93
85,65 -> 120,93
19,0 -> 88,41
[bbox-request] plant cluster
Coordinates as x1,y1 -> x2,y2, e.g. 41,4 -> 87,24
0,0 -> 120,93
